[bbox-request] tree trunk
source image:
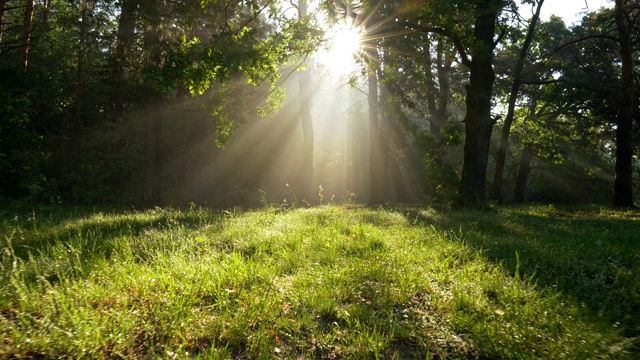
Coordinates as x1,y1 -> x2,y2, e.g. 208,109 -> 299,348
298,0 -> 314,202
176,83 -> 188,103
20,0 -> 34,72
513,145 -> 533,204
424,39 -> 440,140
141,13 -> 164,206
613,0 -> 636,208
423,39 -> 440,198
142,105 -> 164,206
458,0 -> 499,205
492,0 -> 544,204
112,0 -> 135,121
347,109 -> 366,196
368,68 -> 381,204
43,0 -> 51,23
75,1 -> 87,127
424,38 -> 452,141
378,53 -> 392,202
0,0 -> 6,43
390,156 -> 406,202
434,39 -> 452,135
178,115 -> 209,198
423,37 -> 453,198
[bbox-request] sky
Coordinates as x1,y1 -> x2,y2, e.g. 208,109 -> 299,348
537,0 -> 613,24
316,0 -> 616,75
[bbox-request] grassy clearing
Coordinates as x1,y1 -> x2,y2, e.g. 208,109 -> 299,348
0,203 -> 638,358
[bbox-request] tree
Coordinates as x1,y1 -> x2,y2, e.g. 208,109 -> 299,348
414,0 -> 509,205
455,0 -> 502,205
374,26 -> 464,201
492,0 -> 544,203
134,0 -> 321,205
504,12 -> 621,204
0,0 -> 5,43
543,5 -> 639,206
141,0 -> 163,206
298,0 -> 314,202
74,0 -> 89,127
421,35 -> 459,199
20,0 -> 33,72
613,0 -> 637,208
425,37 -> 454,144
367,60 -> 381,203
111,0 -> 136,121
330,0 -> 509,204
377,50 -> 393,201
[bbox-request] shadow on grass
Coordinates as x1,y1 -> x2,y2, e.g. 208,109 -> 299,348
0,206 -> 231,285
402,206 -> 640,339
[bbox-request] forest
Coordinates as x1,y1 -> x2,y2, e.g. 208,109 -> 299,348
1,0 -> 640,358
0,0 -> 637,208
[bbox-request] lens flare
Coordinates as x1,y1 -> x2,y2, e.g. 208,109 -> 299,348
318,21 -> 363,75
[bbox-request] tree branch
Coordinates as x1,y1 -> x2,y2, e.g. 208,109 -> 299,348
521,79 -> 560,85
493,27 -> 507,48
235,0 -> 276,35
414,25 -> 472,68
2,4 -> 28,11
538,32 -> 618,61
332,0 -> 358,20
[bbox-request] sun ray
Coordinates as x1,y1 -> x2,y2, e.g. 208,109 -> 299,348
316,1 -> 426,77
317,19 -> 364,75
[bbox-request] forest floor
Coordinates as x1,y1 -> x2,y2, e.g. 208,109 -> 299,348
1,202 -> 639,359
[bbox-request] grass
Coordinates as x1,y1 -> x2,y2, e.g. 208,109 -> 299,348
0,203 -> 639,358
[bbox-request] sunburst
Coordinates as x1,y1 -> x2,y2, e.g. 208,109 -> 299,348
317,19 -> 363,75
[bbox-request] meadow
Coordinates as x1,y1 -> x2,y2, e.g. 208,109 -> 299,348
1,203 -> 639,358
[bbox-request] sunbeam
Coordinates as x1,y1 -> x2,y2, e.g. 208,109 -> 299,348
317,19 -> 363,75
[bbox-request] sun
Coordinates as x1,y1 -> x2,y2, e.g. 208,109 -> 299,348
329,23 -> 361,59
318,20 -> 363,75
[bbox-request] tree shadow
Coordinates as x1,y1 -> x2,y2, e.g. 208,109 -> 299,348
0,206 -> 230,286
401,206 -> 640,338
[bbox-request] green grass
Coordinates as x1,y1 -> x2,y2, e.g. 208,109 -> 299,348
1,203 -> 639,358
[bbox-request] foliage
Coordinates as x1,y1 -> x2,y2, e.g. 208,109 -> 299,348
0,0 -> 636,206
0,0 -> 326,205
0,77 -> 54,201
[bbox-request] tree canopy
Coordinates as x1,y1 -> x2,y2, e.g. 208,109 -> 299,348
0,0 -> 637,207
